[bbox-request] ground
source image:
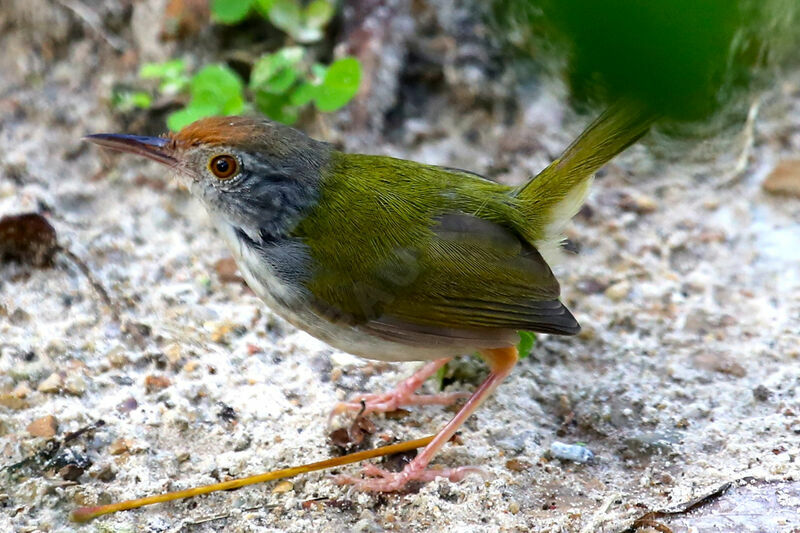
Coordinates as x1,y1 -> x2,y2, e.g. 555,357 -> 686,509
1,1 -> 799,532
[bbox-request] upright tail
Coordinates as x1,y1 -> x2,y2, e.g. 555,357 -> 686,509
515,99 -> 657,263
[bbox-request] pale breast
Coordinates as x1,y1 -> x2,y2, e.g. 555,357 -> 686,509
214,219 -> 461,362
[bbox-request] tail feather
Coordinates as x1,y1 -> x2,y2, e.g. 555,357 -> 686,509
514,100 -> 657,263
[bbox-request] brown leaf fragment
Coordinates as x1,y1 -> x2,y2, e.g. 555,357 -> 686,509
0,213 -> 58,267
328,411 -> 377,453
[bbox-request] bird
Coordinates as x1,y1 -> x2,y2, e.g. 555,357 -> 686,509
86,100 -> 653,492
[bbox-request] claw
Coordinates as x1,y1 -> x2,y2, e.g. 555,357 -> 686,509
333,462 -> 488,492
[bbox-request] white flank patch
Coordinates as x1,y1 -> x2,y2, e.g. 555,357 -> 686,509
534,175 -> 594,266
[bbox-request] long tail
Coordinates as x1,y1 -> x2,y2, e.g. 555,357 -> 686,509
515,99 -> 657,262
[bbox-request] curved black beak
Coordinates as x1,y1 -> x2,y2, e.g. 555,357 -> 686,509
84,134 -> 176,166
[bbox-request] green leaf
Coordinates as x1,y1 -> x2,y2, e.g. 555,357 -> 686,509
289,81 -> 317,106
305,0 -> 333,29
211,0 -> 253,24
268,0 -> 301,35
129,91 -> 153,109
517,331 -> 536,359
310,63 -> 327,81
253,0 -> 274,17
139,59 -> 185,79
190,64 -> 245,114
313,57 -> 361,111
250,47 -> 304,93
111,89 -> 152,112
435,363 -> 448,391
167,103 -> 220,131
255,90 -> 299,124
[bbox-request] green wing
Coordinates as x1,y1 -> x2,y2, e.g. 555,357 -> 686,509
293,153 -> 580,344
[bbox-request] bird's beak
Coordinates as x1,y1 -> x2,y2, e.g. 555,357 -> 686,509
84,134 -> 177,166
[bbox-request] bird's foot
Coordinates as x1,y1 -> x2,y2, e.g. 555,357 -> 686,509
331,389 -> 469,418
330,358 -> 466,419
333,461 -> 487,492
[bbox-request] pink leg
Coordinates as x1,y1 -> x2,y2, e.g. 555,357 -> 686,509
331,358 -> 469,417
334,347 -> 519,492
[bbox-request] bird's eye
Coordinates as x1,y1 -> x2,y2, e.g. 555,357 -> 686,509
208,155 -> 239,180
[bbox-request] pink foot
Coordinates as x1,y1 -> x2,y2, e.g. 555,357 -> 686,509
330,359 -> 468,418
333,461 -> 488,492
331,390 -> 469,417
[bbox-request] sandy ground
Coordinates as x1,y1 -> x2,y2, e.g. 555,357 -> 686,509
2,2 -> 799,532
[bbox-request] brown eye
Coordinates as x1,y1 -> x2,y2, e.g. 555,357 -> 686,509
209,155 -> 238,180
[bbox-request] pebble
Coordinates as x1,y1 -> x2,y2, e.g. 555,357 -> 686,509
505,459 -> 532,472
27,415 -> 58,438
272,481 -> 294,494
106,346 -> 129,367
762,159 -> 800,197
604,281 -> 631,302
108,437 -> 133,455
550,441 -> 594,463
619,192 -> 658,214
693,352 -> 747,378
144,374 -> 171,392
0,394 -> 28,410
64,374 -> 86,396
206,320 -> 237,343
214,257 -> 242,283
37,373 -> 63,393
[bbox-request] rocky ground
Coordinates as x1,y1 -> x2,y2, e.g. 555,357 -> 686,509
1,1 -> 799,532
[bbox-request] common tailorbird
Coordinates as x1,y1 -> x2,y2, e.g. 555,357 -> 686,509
86,101 -> 653,491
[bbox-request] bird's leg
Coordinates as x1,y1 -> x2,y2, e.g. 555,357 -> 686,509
334,346 -> 518,492
331,357 -> 470,418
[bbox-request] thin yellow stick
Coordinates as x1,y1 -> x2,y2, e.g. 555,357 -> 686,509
70,435 -> 434,523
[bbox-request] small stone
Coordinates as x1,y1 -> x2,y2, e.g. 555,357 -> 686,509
13,382 -> 32,398
604,281 -> 630,302
108,438 -> 133,455
64,374 -> 86,396
93,464 -> 117,482
106,346 -> 129,368
117,397 -> 138,413
0,394 -> 28,410
144,374 -> 171,392
753,385 -> 771,402
508,501 -> 520,514
693,352 -> 747,378
550,441 -> 595,463
763,159 -> 800,198
37,373 -> 62,393
214,257 -> 242,283
208,321 -> 236,343
27,415 -> 58,438
505,459 -> 532,472
59,464 -> 85,481
622,431 -> 679,457
619,192 -> 658,214
164,343 -> 183,365
272,480 -> 294,494
183,360 -> 200,373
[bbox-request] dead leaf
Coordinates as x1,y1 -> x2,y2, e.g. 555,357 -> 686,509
0,213 -> 58,267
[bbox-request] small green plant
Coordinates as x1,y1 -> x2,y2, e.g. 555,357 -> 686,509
517,330 -> 536,359
213,0 -> 334,43
129,0 -> 360,130
434,332 -> 537,390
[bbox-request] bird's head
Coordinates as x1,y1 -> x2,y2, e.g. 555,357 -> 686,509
86,116 -> 331,241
